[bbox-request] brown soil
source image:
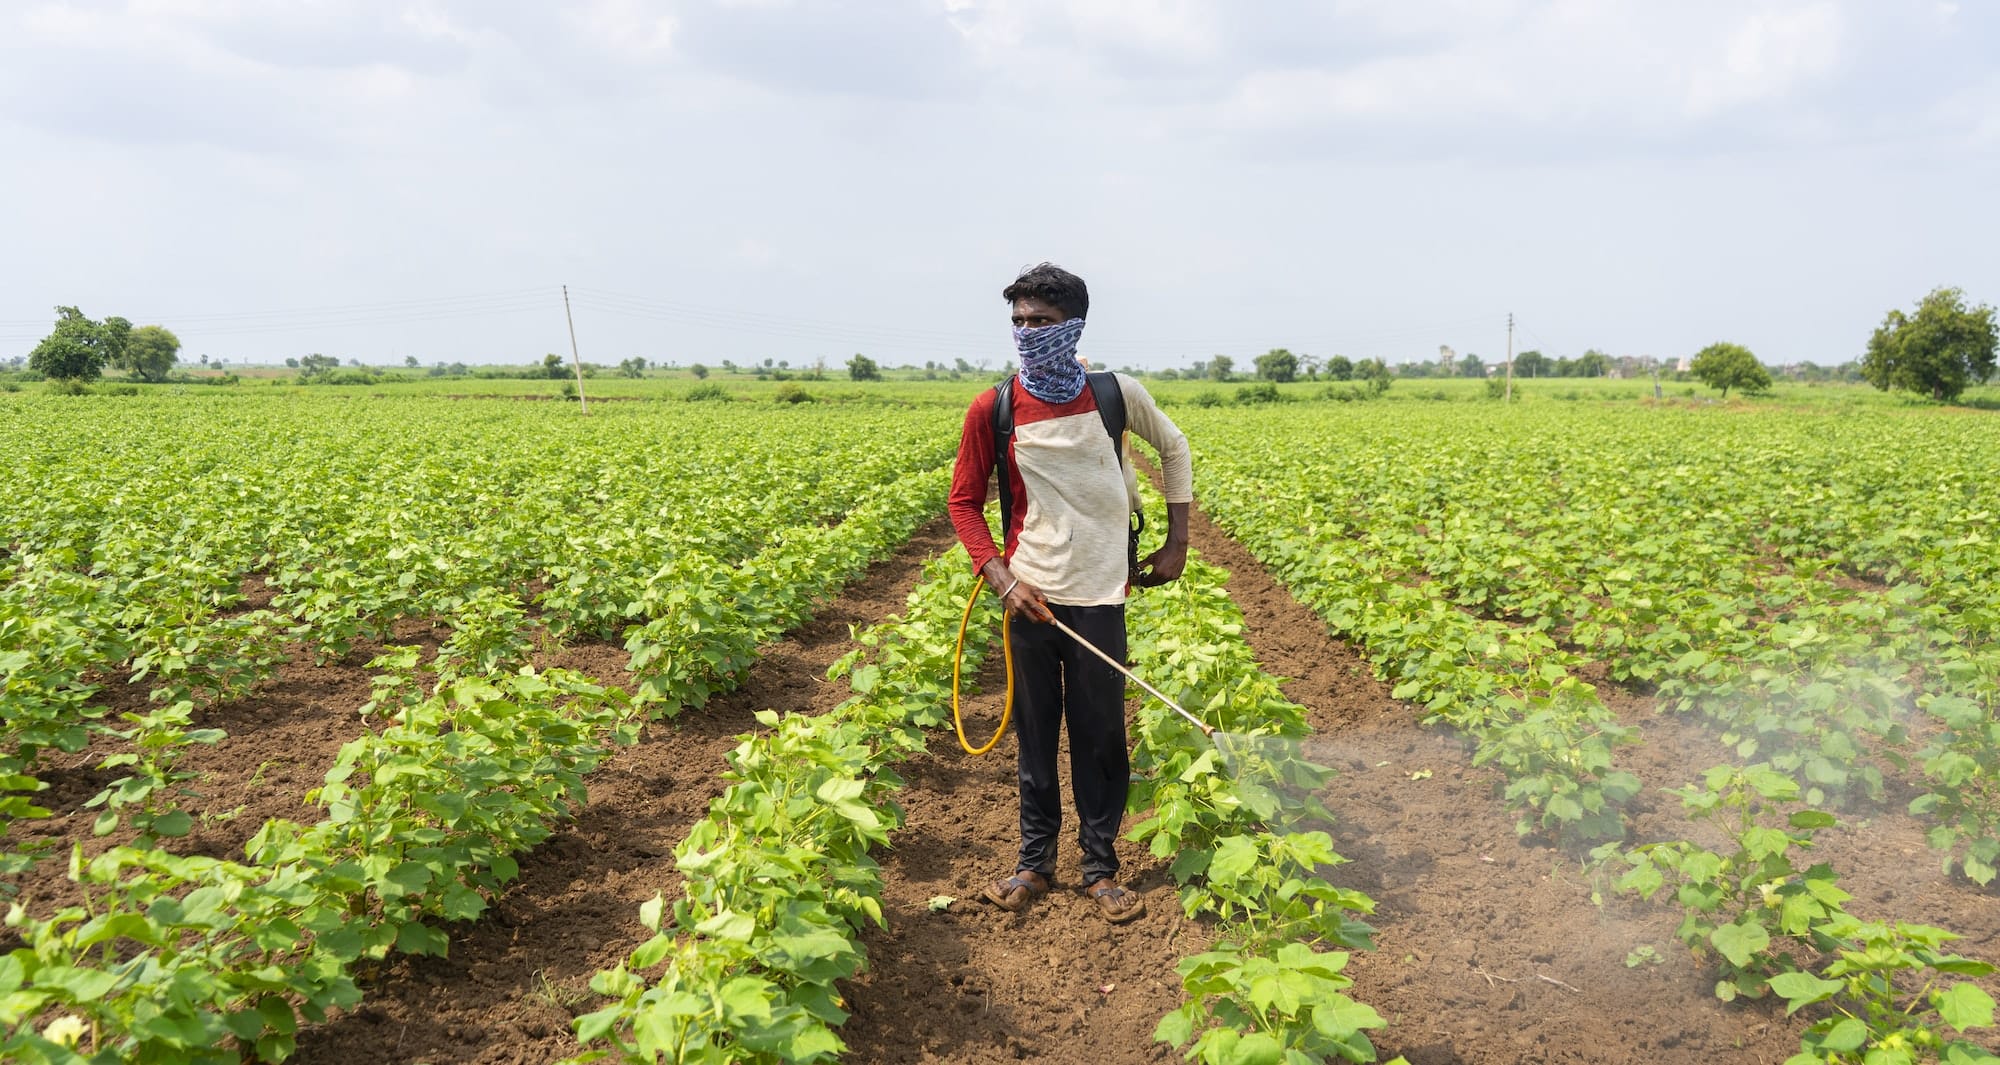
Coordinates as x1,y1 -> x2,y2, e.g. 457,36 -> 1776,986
11,504 -> 1996,1065
6,624 -> 435,919
836,637 -> 1202,1064
284,518 -> 965,1065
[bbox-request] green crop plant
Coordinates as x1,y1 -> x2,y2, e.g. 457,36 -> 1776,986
82,698 -> 224,845
1774,918 -> 1997,1065
1608,763 -> 1848,1002
1155,943 -> 1394,1065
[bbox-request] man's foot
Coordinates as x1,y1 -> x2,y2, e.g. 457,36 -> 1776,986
1084,879 -> 1146,923
982,870 -> 1051,912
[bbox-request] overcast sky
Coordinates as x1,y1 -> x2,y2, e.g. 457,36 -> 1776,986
2,1 -> 1994,370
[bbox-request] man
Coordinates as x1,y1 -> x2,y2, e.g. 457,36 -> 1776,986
947,263 -> 1194,923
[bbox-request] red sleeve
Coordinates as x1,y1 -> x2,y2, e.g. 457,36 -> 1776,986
948,390 -> 1002,573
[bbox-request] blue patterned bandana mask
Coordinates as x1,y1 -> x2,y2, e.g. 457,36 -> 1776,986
1013,317 -> 1088,403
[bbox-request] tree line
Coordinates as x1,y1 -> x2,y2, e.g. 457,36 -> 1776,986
14,287 -> 1993,402
1177,286 -> 1996,403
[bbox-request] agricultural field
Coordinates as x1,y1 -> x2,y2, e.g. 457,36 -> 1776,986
3,384 -> 1998,1065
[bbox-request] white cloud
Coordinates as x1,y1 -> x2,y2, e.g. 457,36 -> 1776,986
565,0 -> 678,57
1683,3 -> 1844,117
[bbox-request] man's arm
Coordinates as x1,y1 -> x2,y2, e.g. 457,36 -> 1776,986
1118,376 -> 1194,586
948,391 -> 1054,620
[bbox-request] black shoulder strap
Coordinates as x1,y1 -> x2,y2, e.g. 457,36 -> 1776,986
990,371 -> 1128,548
992,375 -> 1018,543
1087,371 -> 1125,449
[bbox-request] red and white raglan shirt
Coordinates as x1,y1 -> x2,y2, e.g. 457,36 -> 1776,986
948,375 -> 1194,606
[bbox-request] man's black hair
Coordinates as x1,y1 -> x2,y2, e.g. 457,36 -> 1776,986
1002,262 -> 1089,321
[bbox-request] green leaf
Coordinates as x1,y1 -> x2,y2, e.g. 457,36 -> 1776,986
36,965 -> 124,1003
1937,982 -> 1996,1031
1226,1031 -> 1284,1065
1710,919 -> 1769,969
1768,971 -> 1840,1014
718,976 -> 775,1021
1153,1005 -> 1195,1048
1313,995 -> 1385,1036
150,809 -> 194,837
1817,1016 -> 1867,1052
697,909 -> 755,942
815,777 -> 866,804
1546,793 -> 1584,822
1209,835 -> 1259,883
849,664 -> 881,693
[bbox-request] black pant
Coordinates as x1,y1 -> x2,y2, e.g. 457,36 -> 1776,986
1010,602 -> 1129,885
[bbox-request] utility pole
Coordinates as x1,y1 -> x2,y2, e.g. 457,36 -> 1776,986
1504,312 -> 1514,403
563,284 -> 589,415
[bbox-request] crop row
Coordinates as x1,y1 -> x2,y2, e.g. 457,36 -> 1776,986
3,396 -> 954,772
1166,403 -> 2000,1062
1172,403 -> 2000,877
1,398 -> 954,1062
1122,552 -> 1391,1065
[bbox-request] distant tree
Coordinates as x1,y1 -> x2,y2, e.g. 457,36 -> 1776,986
1325,355 -> 1353,381
1513,350 -> 1551,378
295,353 -> 340,381
285,357 -> 301,369
543,353 -> 566,379
1861,287 -> 1998,402
1254,348 -> 1298,383
764,358 -> 774,368
123,325 -> 182,382
1458,353 -> 1487,378
1575,349 -> 1613,378
1689,341 -> 1773,399
1398,361 -> 1433,378
690,363 -> 709,379
404,355 -> 419,368
1187,359 -> 1208,380
953,357 -> 971,374
101,316 -> 132,371
1209,355 -> 1234,382
617,357 -> 646,378
847,353 -> 882,381
1357,357 -> 1393,394
28,306 -> 111,382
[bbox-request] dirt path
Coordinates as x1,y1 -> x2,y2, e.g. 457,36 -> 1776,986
837,646 -> 1202,1065
286,518 -> 964,1065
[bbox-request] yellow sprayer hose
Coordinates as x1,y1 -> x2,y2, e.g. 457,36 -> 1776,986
951,580 -> 1014,755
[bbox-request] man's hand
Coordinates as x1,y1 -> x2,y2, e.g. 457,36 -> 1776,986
1133,538 -> 1188,587
980,560 -> 1055,622
1133,501 -> 1192,587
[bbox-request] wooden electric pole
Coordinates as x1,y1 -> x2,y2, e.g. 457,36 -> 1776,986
1504,312 -> 1514,403
563,284 -> 589,415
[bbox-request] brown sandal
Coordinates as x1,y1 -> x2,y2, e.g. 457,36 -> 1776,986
982,871 -> 1051,912
1084,879 -> 1146,923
